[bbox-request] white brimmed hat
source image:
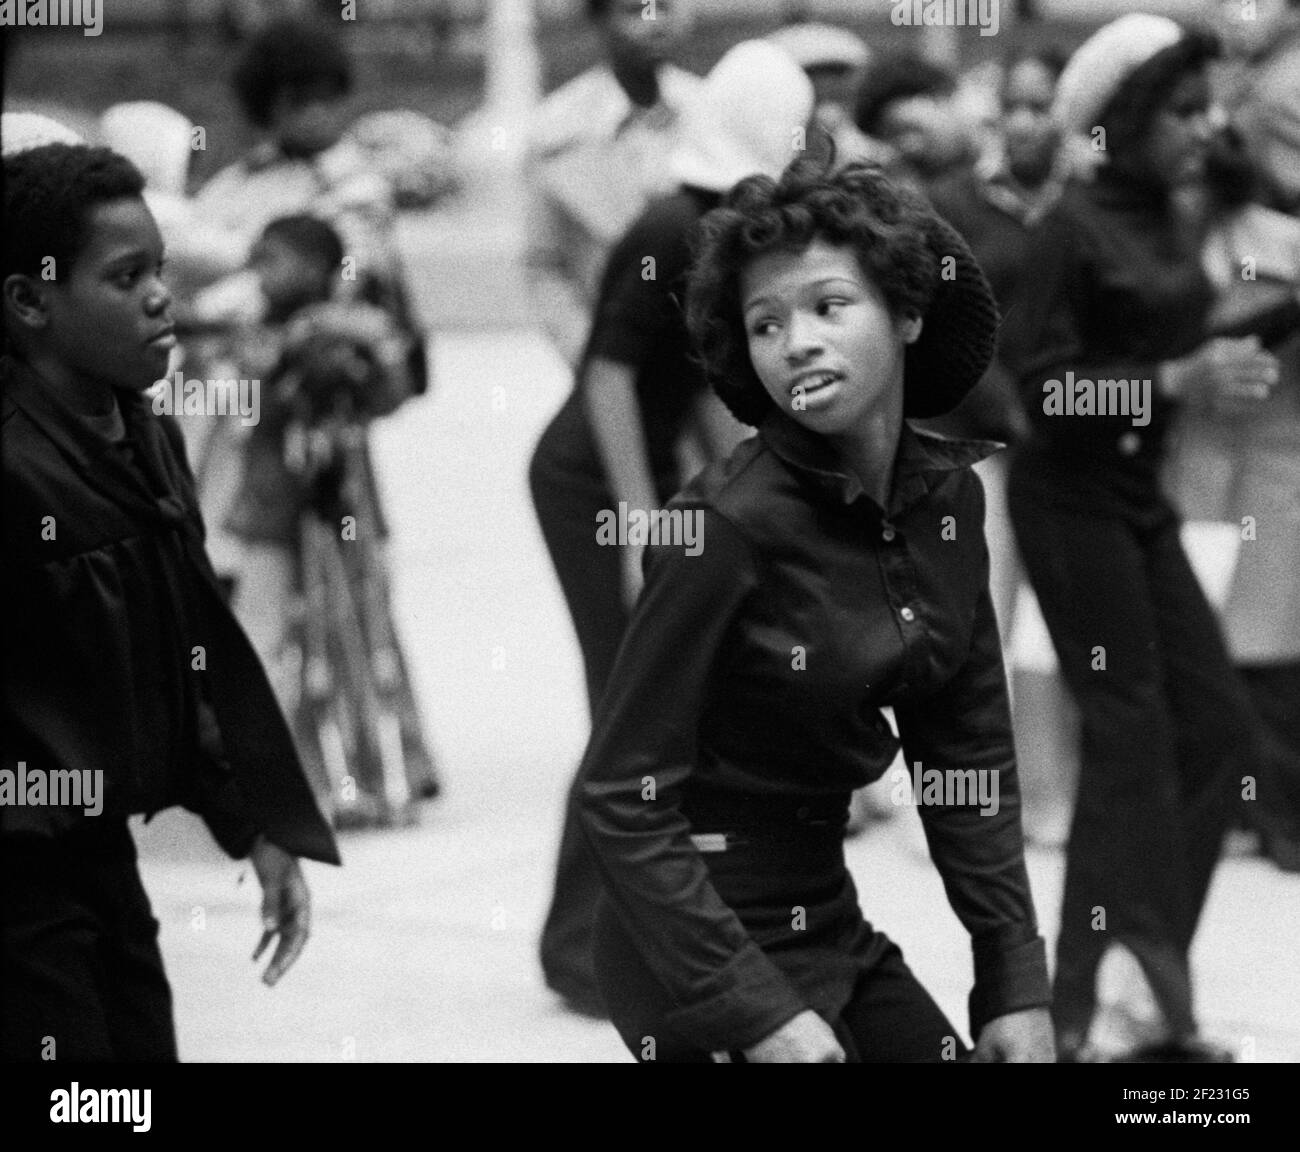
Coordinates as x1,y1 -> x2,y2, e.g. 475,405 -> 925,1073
768,22 -> 870,73
1053,13 -> 1184,138
1,111 -> 84,157
670,40 -> 815,194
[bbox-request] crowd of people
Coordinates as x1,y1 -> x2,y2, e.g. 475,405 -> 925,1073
2,0 -> 1298,1064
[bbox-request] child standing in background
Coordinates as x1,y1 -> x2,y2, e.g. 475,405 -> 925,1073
224,213 -> 439,827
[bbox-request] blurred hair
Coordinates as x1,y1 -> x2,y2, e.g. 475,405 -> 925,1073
1096,28 -> 1220,157
2,144 -> 145,282
853,52 -> 955,136
686,158 -> 938,426
231,18 -> 352,128
259,213 -> 345,273
586,0 -> 613,19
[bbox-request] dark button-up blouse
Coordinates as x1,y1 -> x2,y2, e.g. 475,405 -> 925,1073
575,411 -> 1051,1051
999,171 -> 1216,510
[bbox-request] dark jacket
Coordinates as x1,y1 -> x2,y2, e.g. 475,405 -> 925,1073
999,170 -> 1215,513
575,412 -> 1050,1052
1,356 -> 339,865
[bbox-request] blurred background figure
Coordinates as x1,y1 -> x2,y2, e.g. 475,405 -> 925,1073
183,17 -> 446,825
521,0 -> 700,371
1159,1 -> 1300,873
852,49 -> 976,194
922,46 -> 1072,848
530,39 -> 813,1018
1001,14 -> 1277,1062
220,213 -> 437,827
1215,0 -> 1300,215
766,19 -> 881,168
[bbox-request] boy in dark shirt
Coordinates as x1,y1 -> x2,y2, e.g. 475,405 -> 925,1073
1,143 -> 339,1061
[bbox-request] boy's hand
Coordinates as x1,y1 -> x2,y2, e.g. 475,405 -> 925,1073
971,1007 -> 1055,1062
248,837 -> 312,987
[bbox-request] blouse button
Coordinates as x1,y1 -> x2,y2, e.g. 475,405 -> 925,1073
899,606 -> 915,622
881,524 -> 896,542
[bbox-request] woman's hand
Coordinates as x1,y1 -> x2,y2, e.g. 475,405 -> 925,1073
970,1007 -> 1056,1062
1159,335 -> 1279,411
742,1010 -> 846,1063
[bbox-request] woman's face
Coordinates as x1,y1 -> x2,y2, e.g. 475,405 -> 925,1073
741,239 -> 921,437
1125,69 -> 1216,188
1001,58 -> 1059,183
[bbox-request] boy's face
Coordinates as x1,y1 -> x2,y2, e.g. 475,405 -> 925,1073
251,234 -> 332,317
36,196 -> 176,393
598,0 -> 686,76
269,80 -> 348,157
874,94 -> 968,179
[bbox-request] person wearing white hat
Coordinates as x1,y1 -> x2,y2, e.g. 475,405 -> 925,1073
1,110 -> 84,156
529,39 -> 814,1017
1000,16 -> 1279,1062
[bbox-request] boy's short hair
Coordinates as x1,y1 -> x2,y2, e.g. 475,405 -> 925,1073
2,144 -> 145,282
853,53 -> 956,137
259,213 -> 345,273
232,18 -> 352,128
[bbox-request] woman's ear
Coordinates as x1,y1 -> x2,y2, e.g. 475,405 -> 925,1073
2,274 -> 50,333
899,313 -> 923,345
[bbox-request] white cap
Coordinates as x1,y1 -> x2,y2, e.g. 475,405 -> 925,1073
768,22 -> 870,73
670,40 -> 815,194
2,111 -> 84,156
100,101 -> 194,197
1053,13 -> 1184,138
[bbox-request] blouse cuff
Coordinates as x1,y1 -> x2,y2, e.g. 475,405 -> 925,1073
967,923 -> 1052,1038
661,941 -> 810,1054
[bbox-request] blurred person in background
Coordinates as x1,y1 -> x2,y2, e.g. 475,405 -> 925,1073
923,47 -> 1070,848
220,214 -> 437,828
1216,0 -> 1300,215
1000,15 -> 1278,1062
852,51 -> 976,196
767,20 -> 886,169
530,41 -> 813,1017
1163,127 -> 1300,873
521,0 -> 701,371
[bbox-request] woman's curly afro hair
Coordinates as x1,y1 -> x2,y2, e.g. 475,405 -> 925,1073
685,158 -> 999,427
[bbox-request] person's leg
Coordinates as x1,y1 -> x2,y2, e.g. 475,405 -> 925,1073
98,832 -> 178,1061
835,933 -> 968,1063
1,825 -> 176,1062
1239,662 -> 1300,869
1144,516 -> 1257,952
529,423 -> 628,1009
1008,482 -> 1196,1048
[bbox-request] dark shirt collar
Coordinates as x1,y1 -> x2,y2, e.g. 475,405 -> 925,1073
758,409 -> 1000,514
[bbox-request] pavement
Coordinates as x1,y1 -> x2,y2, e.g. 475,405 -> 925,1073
134,171 -> 1300,1063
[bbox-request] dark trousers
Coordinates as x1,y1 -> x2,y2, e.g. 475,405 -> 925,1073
1008,464 -> 1256,1046
1,821 -> 177,1062
528,411 -> 631,1001
595,905 -> 965,1063
1239,662 -> 1300,864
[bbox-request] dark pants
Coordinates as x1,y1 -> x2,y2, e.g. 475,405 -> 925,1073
1240,661 -> 1300,866
528,404 -> 631,1002
595,903 -> 964,1063
1,821 -> 177,1062
1008,464 -> 1256,1047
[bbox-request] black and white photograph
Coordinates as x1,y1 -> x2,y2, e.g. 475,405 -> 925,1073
1,0 -> 1296,1123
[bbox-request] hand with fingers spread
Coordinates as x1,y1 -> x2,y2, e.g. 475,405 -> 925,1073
248,837 -> 312,987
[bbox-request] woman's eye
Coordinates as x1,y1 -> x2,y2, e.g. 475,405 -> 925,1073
113,269 -> 140,288
817,298 -> 847,316
750,319 -> 778,337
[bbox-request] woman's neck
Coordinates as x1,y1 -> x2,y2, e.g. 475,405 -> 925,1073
827,401 -> 905,510
23,353 -> 117,418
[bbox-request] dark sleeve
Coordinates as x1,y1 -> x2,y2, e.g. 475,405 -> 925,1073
998,205 -> 1175,445
187,691 -> 262,859
892,477 -> 1051,1038
574,509 -> 811,1051
584,206 -> 690,369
